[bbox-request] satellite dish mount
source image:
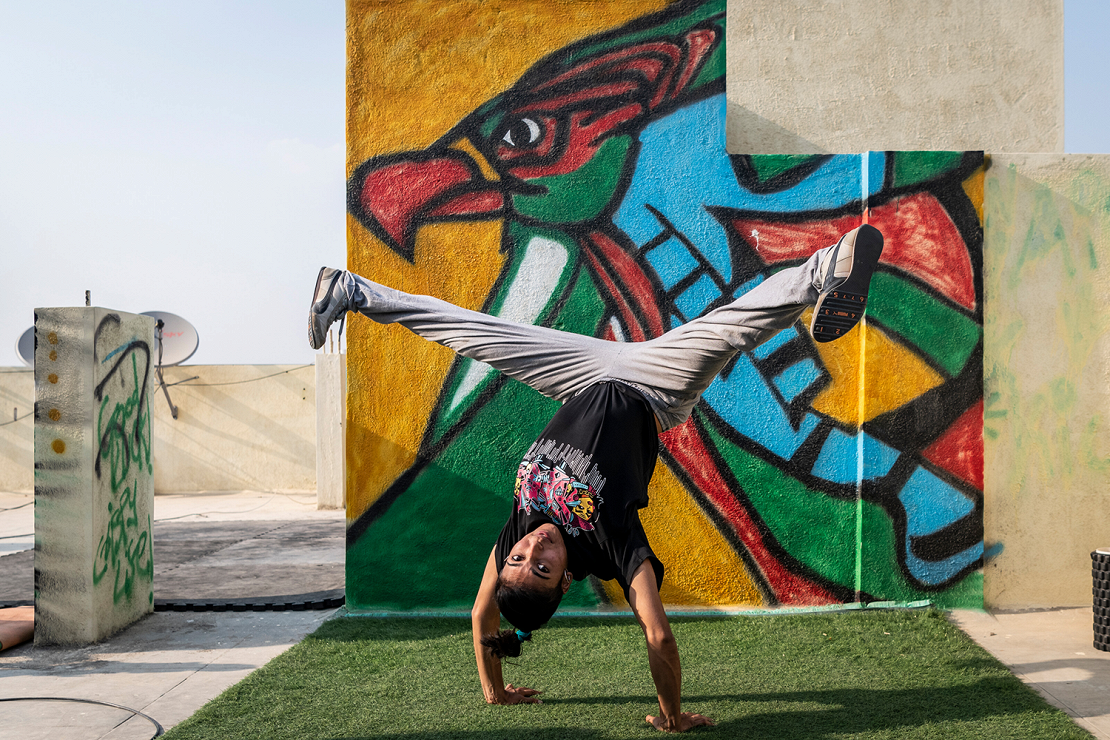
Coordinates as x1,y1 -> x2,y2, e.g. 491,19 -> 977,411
155,320 -> 182,419
141,311 -> 200,420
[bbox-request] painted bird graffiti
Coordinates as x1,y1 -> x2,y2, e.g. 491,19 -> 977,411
345,0 -> 985,610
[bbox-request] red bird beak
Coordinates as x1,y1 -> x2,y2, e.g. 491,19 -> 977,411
348,146 -> 505,262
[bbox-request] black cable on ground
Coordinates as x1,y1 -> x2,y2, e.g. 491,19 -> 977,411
152,590 -> 344,613
0,696 -> 164,738
1,590 -> 344,612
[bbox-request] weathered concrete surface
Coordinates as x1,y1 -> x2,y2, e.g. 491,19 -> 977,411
151,364 -> 316,493
2,364 -> 319,495
315,353 -> 346,509
35,308 -> 156,646
983,154 -> 1110,609
725,0 -> 1063,154
0,490 -> 345,737
0,369 -> 33,492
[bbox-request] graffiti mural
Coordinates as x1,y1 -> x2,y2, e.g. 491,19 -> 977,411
345,0 -> 984,610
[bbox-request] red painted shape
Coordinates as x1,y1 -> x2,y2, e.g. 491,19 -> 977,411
360,156 -> 503,247
668,29 -> 718,104
662,421 -> 840,605
922,400 -> 984,490
426,190 -> 504,218
508,105 -> 641,180
583,247 -> 646,342
533,42 -> 681,93
585,231 -> 666,339
519,82 -> 639,114
731,192 -> 976,310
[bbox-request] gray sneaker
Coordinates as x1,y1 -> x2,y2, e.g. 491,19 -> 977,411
309,267 -> 349,350
810,224 -> 883,343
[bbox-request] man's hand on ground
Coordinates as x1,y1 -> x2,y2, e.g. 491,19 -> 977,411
646,712 -> 715,732
491,683 -> 543,705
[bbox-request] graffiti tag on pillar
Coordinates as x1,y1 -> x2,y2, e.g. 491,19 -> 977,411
92,315 -> 154,604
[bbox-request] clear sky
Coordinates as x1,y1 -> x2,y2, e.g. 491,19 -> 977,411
0,1 -> 1106,367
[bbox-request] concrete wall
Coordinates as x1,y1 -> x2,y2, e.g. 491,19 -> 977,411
0,369 -> 33,492
0,364 -> 317,495
316,354 -> 346,509
151,364 -> 316,493
984,154 -> 1110,609
34,308 -> 155,645
344,0 -> 987,612
725,0 -> 1063,154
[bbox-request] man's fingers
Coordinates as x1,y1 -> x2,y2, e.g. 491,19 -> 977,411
646,713 -> 715,732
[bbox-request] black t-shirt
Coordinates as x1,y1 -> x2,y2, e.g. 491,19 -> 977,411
495,381 -> 664,598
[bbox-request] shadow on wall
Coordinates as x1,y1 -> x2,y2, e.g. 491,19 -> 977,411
726,101 -> 830,155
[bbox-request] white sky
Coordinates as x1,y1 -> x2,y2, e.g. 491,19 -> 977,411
0,1 -> 1106,367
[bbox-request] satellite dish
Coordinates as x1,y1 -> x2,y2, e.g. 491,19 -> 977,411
15,327 -> 34,367
140,311 -> 199,366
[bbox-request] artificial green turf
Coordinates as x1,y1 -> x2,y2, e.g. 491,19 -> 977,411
163,609 -> 1093,740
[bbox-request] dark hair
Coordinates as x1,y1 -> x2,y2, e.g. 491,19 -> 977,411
479,577 -> 565,659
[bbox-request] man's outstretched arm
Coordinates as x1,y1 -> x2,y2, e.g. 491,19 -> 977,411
471,548 -> 542,705
627,561 -> 714,733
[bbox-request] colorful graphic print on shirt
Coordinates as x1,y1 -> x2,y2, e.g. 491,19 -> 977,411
514,439 -> 607,537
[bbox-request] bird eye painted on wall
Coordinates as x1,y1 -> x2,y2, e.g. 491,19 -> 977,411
345,0 -> 985,612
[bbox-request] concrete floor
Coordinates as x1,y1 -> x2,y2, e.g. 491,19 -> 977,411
0,490 -> 343,739
0,609 -> 334,740
1,490 -> 1107,739
951,608 -> 1110,740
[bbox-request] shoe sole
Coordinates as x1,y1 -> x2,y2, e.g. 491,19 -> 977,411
309,267 -> 341,350
810,224 -> 883,343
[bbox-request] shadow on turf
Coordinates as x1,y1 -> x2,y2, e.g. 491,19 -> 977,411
319,676 -> 1077,740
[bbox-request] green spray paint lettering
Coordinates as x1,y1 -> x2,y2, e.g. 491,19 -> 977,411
93,344 -> 154,604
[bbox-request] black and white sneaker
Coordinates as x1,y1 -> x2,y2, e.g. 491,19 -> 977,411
308,267 -> 349,350
810,224 -> 884,343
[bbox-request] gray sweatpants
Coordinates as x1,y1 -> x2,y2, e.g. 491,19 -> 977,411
341,248 -> 831,431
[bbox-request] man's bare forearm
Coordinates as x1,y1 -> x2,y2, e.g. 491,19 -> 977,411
473,609 -> 508,702
645,630 -> 683,724
472,549 -> 508,703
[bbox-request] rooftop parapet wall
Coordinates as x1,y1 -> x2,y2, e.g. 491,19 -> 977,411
0,364 -> 316,495
0,369 -> 32,492
150,364 -> 316,493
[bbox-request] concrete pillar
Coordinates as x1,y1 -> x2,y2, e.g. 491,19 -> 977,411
34,308 -> 156,646
315,353 -> 346,510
